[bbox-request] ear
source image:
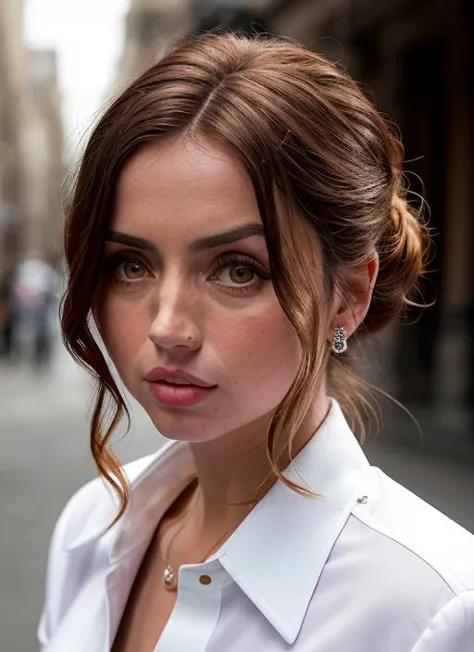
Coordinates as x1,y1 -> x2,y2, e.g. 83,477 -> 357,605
327,253 -> 379,342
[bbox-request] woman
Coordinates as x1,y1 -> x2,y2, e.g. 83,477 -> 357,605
38,32 -> 474,651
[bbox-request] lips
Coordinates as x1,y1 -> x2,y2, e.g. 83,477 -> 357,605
144,366 -> 216,389
146,379 -> 216,407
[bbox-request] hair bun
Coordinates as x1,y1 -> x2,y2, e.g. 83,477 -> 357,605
365,194 -> 430,333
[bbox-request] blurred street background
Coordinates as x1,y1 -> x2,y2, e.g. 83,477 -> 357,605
1,0 -> 473,650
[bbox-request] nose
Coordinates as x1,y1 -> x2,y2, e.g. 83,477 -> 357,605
147,281 -> 203,353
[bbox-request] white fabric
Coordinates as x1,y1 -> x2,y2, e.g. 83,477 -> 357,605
38,400 -> 474,651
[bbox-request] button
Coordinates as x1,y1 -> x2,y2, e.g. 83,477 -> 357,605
199,574 -> 212,585
357,495 -> 368,504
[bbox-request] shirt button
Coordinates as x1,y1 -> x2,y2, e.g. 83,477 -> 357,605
199,574 -> 212,586
357,495 -> 368,504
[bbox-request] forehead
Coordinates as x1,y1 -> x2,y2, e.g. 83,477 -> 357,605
113,135 -> 260,237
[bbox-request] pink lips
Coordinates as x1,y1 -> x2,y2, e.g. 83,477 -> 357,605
144,366 -> 217,407
144,366 -> 216,388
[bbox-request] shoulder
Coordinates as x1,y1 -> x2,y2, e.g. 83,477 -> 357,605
320,468 -> 474,649
55,452 -> 160,550
354,467 -> 474,593
48,449 -> 162,557
339,467 -> 474,649
37,451 -> 161,647
409,590 -> 474,651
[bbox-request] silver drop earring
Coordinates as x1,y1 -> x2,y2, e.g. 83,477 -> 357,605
332,325 -> 348,354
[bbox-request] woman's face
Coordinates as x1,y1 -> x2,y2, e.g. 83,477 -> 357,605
97,135 -> 304,443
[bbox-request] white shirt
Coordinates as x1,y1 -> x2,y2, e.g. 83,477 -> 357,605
38,400 -> 474,651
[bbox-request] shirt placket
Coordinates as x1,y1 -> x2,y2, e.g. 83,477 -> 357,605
154,560 -> 229,652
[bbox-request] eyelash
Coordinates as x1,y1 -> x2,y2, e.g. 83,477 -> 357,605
211,253 -> 270,293
104,251 -> 271,294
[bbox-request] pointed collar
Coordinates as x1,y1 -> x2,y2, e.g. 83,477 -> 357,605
208,400 -> 371,643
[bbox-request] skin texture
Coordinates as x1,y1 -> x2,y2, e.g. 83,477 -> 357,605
100,135 -> 301,447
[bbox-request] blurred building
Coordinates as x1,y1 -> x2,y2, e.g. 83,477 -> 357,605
119,0 -> 273,84
23,49 -> 64,258
116,0 -> 473,416
119,0 -> 193,85
0,0 -> 28,278
0,0 -> 64,281
266,0 -> 474,414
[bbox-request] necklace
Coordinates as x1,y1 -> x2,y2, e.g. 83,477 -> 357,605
162,481 -> 234,591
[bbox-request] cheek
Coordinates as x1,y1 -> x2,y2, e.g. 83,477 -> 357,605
97,288 -> 300,415
213,302 -> 300,394
95,295 -> 149,373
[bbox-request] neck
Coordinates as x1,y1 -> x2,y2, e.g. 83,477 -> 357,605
187,393 -> 331,540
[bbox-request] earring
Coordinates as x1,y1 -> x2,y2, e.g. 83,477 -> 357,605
332,325 -> 348,354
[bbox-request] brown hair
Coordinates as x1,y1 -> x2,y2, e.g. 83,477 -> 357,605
61,32 -> 429,520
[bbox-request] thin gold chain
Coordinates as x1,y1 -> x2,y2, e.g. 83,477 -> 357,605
162,479 -> 201,565
162,480 -> 235,585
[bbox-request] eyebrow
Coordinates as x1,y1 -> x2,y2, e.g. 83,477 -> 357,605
105,222 -> 266,253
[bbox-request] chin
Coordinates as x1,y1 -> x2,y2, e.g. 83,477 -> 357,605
143,406 -> 216,443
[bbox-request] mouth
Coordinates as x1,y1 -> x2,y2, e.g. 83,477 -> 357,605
144,366 -> 216,389
146,379 -> 217,407
152,379 -> 215,389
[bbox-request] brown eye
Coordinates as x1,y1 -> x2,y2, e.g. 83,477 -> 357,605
228,265 -> 255,284
122,260 -> 146,280
210,254 -> 270,294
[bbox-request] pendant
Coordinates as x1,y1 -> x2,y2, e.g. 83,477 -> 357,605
163,563 -> 177,591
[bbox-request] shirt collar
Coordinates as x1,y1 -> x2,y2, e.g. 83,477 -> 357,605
65,400 -> 370,644
209,399 -> 371,643
64,440 -> 195,553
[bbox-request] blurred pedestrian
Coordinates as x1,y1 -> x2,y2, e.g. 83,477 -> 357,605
0,264 -> 18,361
38,33 -> 474,652
14,254 -> 60,369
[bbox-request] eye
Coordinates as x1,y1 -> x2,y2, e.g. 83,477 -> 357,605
211,254 -> 271,293
121,259 -> 147,280
226,265 -> 255,285
103,252 -> 153,286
